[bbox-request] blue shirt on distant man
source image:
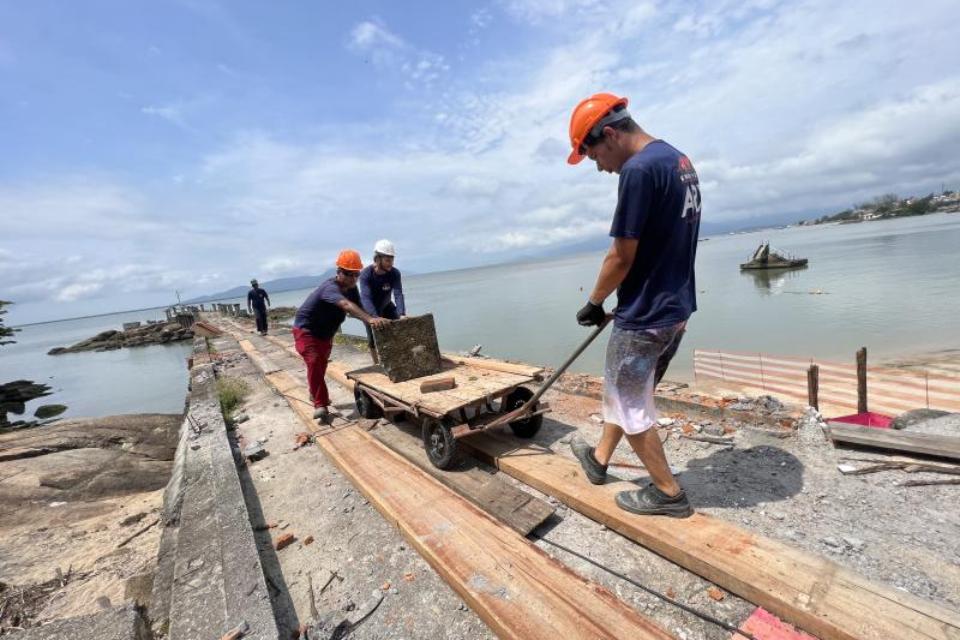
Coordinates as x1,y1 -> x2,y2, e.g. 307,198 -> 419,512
359,239 -> 406,363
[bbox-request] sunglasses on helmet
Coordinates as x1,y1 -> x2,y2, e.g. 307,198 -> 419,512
578,106 -> 632,156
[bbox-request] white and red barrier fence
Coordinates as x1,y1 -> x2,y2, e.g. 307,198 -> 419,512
693,349 -> 960,416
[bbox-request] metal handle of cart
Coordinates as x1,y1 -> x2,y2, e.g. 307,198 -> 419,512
489,315 -> 612,429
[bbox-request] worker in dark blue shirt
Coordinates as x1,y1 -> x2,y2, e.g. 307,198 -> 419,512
567,92 -> 701,519
359,239 -> 406,364
247,279 -> 271,335
293,250 -> 389,423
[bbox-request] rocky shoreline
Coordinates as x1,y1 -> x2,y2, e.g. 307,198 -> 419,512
47,322 -> 194,355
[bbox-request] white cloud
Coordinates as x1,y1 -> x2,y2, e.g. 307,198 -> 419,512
346,19 -> 450,88
141,103 -> 185,126
500,0 -> 600,24
259,256 -> 313,278
349,20 -> 406,51
487,217 -> 610,251
56,282 -> 103,302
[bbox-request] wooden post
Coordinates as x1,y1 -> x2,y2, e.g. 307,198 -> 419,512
856,347 -> 868,413
807,364 -> 819,411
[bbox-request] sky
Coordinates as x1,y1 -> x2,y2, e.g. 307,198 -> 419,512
2,0 -> 960,324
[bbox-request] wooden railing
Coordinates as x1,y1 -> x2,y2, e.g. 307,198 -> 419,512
693,349 -> 960,416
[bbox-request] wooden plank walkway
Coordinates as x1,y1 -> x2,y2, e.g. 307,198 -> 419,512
461,432 -> 960,640
372,422 -> 555,536
232,336 -> 675,640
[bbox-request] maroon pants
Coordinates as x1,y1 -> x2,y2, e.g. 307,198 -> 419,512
292,327 -> 333,408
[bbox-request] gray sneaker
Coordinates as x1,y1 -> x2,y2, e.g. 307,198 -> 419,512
313,407 -> 330,424
616,484 -> 693,518
570,438 -> 608,485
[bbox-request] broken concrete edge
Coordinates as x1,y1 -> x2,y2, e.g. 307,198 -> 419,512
654,394 -> 796,432
5,604 -> 149,640
149,336 -> 280,639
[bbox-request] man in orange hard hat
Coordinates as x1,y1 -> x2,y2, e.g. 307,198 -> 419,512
568,92 -> 701,518
293,249 -> 390,423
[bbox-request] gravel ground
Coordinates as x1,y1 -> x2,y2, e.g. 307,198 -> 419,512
217,321 -> 960,639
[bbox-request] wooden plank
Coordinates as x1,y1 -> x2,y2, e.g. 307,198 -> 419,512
462,432 -> 960,640
828,423 -> 960,461
256,369 -> 674,639
442,352 -> 544,378
372,422 -> 555,536
237,339 -> 281,373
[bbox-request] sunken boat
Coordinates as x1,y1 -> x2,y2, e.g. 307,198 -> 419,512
740,242 -> 808,270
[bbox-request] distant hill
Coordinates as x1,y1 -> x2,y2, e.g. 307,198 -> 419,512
185,271 -> 334,303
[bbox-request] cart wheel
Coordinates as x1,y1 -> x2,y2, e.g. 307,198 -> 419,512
422,418 -> 458,469
504,387 -> 543,438
354,386 -> 383,419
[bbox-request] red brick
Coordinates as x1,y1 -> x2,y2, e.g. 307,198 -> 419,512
274,533 -> 296,550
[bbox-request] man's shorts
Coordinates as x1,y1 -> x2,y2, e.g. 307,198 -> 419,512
603,322 -> 685,435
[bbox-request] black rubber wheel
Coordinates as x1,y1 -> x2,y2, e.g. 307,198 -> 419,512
503,387 -> 543,438
354,386 -> 383,419
422,418 -> 458,469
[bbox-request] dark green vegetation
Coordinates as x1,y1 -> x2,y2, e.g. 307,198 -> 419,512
216,376 -> 250,424
802,190 -> 957,226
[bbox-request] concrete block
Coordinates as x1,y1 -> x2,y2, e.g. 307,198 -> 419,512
151,336 -> 279,640
5,604 -> 148,640
371,314 -> 442,382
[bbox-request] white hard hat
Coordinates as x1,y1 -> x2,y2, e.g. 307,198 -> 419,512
374,239 -> 396,257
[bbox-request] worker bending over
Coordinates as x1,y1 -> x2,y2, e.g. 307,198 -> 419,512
293,250 -> 389,424
568,92 -> 701,518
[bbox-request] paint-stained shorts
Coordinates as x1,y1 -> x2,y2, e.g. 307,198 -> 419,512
603,322 -> 685,435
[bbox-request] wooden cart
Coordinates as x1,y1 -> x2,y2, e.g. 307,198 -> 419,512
347,354 -> 548,469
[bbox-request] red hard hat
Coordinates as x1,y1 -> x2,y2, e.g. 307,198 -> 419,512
567,92 -> 629,165
335,249 -> 363,271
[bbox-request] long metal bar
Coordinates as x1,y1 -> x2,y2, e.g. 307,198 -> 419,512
503,317 -> 611,423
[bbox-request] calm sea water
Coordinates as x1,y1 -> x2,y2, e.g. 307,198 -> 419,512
4,212 -> 958,419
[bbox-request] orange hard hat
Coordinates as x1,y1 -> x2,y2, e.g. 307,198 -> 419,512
566,92 -> 629,165
335,249 -> 363,271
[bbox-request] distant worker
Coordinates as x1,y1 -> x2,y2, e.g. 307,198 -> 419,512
567,92 -> 701,518
293,250 -> 390,424
247,279 -> 271,336
359,239 -> 406,364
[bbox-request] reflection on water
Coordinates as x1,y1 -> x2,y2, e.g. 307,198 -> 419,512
741,266 -> 808,294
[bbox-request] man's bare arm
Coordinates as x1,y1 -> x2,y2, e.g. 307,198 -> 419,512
588,237 -> 639,304
337,299 -> 389,327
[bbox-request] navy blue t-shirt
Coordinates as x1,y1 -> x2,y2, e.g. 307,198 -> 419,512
247,287 -> 270,311
293,278 -> 361,340
359,265 -> 406,317
610,141 -> 701,330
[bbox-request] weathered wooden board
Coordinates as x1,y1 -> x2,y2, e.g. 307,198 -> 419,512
252,369 -> 674,638
347,362 -> 534,415
372,421 -> 555,536
237,339 -> 281,373
828,423 -> 960,461
463,431 -> 960,640
442,353 -> 544,379
372,314 -> 443,382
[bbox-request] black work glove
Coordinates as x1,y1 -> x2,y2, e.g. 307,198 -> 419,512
576,300 -> 605,326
